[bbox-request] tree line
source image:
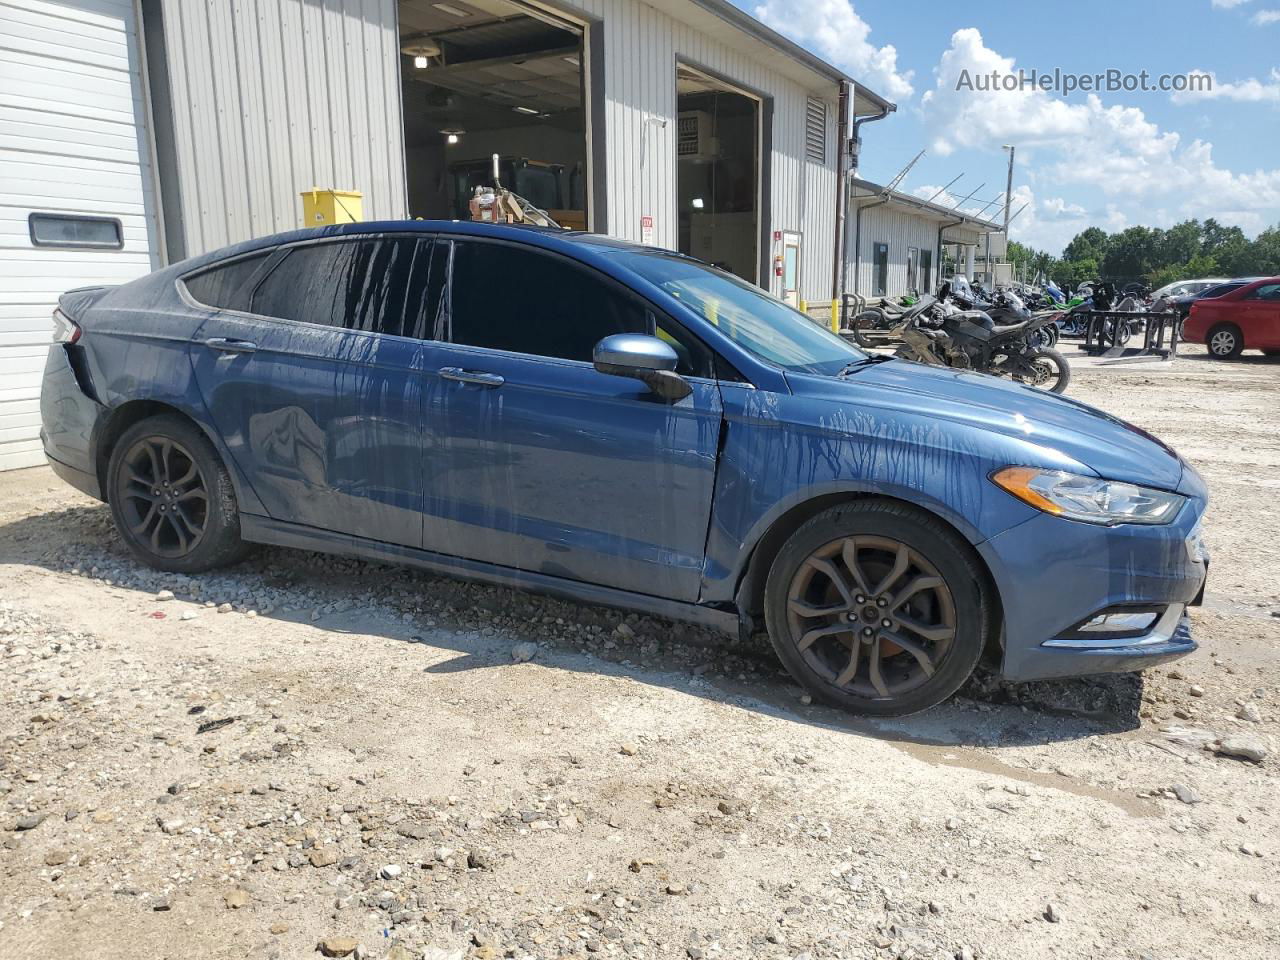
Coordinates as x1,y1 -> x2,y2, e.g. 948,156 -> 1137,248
1006,219 -> 1280,291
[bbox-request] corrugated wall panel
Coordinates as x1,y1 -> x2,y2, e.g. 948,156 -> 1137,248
565,0 -> 840,302
0,0 -> 158,471
158,0 -> 405,257
849,204 -> 947,300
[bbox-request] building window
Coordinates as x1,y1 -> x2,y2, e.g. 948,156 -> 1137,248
872,242 -> 889,297
28,212 -> 123,249
920,249 -> 933,294
805,98 -> 826,163
906,247 -> 920,294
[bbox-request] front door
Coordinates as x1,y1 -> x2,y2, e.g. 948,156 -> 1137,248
189,235 -> 436,546
419,237 -> 723,602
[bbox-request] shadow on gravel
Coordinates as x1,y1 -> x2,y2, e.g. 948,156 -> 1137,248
1,504 -> 1144,753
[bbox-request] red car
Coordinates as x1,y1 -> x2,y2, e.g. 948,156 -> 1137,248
1184,276 -> 1280,359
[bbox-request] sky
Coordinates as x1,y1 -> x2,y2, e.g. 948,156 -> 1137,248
735,0 -> 1280,256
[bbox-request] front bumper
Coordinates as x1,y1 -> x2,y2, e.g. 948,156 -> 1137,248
978,478 -> 1207,682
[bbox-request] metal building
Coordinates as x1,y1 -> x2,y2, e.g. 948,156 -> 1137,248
847,178 -> 999,303
1,0 -> 894,470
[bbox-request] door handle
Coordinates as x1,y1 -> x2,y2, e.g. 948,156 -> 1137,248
202,337 -> 258,354
438,366 -> 504,387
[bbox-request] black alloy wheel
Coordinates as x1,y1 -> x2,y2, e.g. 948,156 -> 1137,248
764,502 -> 990,716
784,535 -> 957,700
115,436 -> 209,558
107,414 -> 252,573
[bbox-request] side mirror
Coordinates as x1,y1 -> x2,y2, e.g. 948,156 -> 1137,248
592,334 -> 691,401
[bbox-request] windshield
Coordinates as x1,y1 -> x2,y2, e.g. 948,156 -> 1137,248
1200,282 -> 1244,299
603,249 -> 868,375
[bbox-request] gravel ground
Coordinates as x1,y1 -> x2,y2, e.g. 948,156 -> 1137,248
1,342 -> 1277,960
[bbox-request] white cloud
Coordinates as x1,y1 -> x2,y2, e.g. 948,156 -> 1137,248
1171,68 -> 1280,104
752,0 -> 914,101
917,28 -> 1280,253
1251,8 -> 1280,23
1041,196 -> 1087,219
1211,0 -> 1252,8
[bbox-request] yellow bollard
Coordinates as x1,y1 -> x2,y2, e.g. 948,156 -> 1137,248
830,298 -> 840,333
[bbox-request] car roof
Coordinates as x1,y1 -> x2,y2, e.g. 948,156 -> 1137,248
186,219 -> 683,275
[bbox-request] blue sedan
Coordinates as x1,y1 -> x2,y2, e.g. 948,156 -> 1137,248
39,221 -> 1208,715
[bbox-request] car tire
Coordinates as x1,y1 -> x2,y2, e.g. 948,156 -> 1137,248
763,500 -> 992,717
1206,323 -> 1244,359
106,414 -> 252,573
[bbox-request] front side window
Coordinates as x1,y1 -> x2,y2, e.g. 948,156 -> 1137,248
604,248 -> 867,376
873,242 -> 889,297
250,237 -> 427,337
446,240 -> 648,362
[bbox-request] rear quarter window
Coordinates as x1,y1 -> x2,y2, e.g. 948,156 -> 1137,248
182,253 -> 274,311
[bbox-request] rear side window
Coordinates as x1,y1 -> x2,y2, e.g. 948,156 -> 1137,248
447,240 -> 647,362
250,238 -> 426,337
183,253 -> 273,311
1247,283 -> 1280,301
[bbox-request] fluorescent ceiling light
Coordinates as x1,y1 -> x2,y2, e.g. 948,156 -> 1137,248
562,55 -> 580,66
431,3 -> 469,16
512,105 -> 540,115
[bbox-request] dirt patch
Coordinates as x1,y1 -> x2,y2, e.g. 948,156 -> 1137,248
1,344 -> 1277,960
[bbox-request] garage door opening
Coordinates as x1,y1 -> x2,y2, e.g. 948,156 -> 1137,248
399,0 -> 587,229
676,64 -> 760,284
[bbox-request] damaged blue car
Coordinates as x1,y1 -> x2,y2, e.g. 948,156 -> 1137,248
40,221 -> 1208,715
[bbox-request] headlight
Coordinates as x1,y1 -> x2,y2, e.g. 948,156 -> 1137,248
991,466 -> 1185,525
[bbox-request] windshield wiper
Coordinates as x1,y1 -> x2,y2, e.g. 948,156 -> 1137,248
836,354 -> 894,378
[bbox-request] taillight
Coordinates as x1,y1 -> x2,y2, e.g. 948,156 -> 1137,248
52,308 -> 81,344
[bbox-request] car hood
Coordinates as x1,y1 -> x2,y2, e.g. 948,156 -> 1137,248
789,359 -> 1185,491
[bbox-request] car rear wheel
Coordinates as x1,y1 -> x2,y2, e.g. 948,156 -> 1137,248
764,501 -> 991,716
107,415 -> 251,573
1207,323 -> 1244,359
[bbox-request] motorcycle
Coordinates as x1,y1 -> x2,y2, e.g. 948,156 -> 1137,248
847,293 -> 920,347
948,278 -> 1060,349
891,287 -> 1071,394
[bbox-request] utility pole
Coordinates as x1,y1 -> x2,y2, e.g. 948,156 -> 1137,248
1001,145 -> 1015,238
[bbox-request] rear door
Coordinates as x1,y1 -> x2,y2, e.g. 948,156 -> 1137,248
188,235 -> 436,546
419,237 -> 724,602
1240,282 -> 1280,349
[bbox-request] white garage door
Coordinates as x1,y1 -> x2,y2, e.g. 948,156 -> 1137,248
0,0 -> 158,470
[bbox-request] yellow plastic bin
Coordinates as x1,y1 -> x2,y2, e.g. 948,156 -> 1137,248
300,189 -> 363,226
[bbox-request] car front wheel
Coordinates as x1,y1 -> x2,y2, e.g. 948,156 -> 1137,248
1207,323 -> 1244,359
107,414 -> 251,573
764,501 -> 992,716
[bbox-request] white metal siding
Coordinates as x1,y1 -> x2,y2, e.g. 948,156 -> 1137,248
0,0 -> 158,470
566,0 -> 840,302
158,0 -> 406,257
849,202 -> 990,299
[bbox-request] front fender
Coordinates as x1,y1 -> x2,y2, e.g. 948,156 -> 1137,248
699,383 -> 1078,605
